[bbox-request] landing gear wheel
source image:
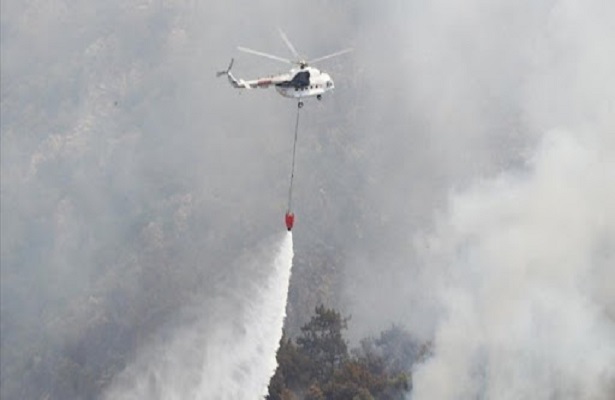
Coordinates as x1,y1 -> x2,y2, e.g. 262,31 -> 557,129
316,94 -> 322,101
298,101 -> 304,108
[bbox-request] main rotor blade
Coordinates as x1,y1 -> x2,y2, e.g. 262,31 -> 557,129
308,48 -> 353,64
237,46 -> 292,64
278,28 -> 300,58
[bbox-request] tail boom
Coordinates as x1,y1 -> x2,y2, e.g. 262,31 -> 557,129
217,58 -> 253,89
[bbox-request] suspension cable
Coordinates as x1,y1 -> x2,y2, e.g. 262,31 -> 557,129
287,102 -> 301,212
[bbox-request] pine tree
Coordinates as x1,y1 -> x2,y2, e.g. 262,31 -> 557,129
296,305 -> 349,383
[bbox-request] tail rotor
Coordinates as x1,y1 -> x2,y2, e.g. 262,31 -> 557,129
216,58 -> 234,77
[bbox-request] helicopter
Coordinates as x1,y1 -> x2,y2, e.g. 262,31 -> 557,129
217,30 -> 352,108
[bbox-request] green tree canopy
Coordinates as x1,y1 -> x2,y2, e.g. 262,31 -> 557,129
296,305 -> 349,383
268,306 -> 422,399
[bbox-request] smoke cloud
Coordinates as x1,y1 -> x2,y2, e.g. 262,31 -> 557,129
412,132 -> 615,399
337,1 -> 615,397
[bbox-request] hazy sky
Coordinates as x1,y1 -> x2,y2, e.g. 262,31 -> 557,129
2,0 -> 614,399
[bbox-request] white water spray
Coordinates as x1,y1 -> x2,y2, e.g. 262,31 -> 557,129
104,232 -> 294,400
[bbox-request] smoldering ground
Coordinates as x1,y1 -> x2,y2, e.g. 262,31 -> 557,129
2,0 -> 614,399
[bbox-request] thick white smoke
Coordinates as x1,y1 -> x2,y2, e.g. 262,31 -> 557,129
104,233 -> 294,400
403,1 -> 615,398
411,132 -> 615,399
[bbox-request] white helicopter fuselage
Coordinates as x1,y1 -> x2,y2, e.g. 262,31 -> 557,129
222,64 -> 335,101
274,67 -> 334,99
